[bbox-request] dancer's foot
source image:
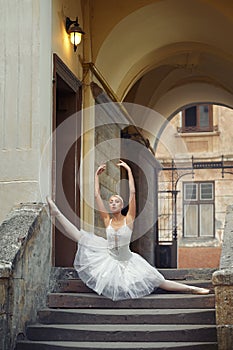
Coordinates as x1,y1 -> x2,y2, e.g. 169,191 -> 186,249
46,196 -> 61,217
188,286 -> 210,295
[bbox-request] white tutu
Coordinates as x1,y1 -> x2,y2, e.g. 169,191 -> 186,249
74,223 -> 165,301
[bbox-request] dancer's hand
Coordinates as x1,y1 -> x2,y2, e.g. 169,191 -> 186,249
96,163 -> 106,176
46,196 -> 61,217
117,160 -> 131,172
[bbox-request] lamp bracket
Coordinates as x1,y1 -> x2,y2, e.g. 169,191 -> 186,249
66,17 -> 79,33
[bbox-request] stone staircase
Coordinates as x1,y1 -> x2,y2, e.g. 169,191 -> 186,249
16,268 -> 218,350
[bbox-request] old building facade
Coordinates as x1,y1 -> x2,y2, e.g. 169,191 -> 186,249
156,104 -> 233,268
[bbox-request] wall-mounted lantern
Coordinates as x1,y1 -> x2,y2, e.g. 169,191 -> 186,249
65,17 -> 85,52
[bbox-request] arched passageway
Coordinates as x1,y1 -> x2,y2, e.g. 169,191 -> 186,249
89,0 -> 233,267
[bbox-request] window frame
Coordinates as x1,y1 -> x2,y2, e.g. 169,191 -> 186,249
181,104 -> 213,133
183,181 -> 215,239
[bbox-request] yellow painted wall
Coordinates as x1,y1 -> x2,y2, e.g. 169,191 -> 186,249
52,0 -> 84,78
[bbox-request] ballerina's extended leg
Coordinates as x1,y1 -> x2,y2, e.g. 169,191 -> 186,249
46,196 -> 81,242
159,280 -> 210,294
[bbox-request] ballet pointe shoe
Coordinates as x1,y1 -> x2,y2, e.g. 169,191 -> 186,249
188,286 -> 210,295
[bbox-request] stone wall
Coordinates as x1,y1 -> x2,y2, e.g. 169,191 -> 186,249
212,205 -> 233,350
0,203 -> 51,350
94,104 -> 122,234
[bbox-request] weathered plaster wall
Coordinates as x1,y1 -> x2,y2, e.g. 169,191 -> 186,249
179,247 -> 221,268
0,0 -> 52,224
0,203 -> 51,350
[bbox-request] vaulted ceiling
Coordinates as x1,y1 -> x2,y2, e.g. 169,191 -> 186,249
88,0 -> 233,122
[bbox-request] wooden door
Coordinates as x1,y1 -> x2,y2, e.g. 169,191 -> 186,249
52,54 -> 82,266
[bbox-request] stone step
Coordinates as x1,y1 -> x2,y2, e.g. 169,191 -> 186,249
53,279 -> 214,293
47,293 -> 215,309
38,308 -> 216,325
53,279 -> 93,293
50,267 -> 216,282
16,340 -> 218,350
26,324 -> 217,342
158,268 -> 215,281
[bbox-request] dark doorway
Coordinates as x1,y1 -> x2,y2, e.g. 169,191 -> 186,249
52,54 -> 82,266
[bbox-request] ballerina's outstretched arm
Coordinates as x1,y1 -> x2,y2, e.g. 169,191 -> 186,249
117,160 -> 136,227
46,196 -> 81,242
95,164 -> 110,226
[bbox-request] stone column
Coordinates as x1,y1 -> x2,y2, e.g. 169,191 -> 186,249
80,1 -> 95,231
212,205 -> 233,349
212,269 -> 233,350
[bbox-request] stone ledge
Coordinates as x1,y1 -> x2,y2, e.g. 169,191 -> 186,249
0,202 -> 51,350
179,238 -> 221,248
212,268 -> 233,286
0,203 -> 47,270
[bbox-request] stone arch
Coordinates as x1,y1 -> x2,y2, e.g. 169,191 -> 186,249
95,0 -> 233,103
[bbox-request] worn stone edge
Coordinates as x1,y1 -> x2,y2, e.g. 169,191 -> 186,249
0,203 -> 48,278
212,268 -> 233,286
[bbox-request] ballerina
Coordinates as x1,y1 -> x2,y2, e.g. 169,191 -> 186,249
46,160 -> 209,301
